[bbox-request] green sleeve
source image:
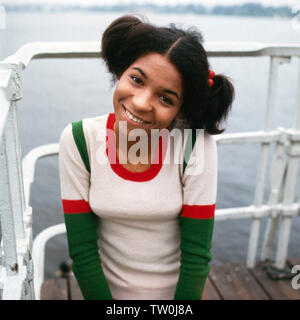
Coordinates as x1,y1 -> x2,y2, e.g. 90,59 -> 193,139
64,211 -> 113,300
174,216 -> 214,300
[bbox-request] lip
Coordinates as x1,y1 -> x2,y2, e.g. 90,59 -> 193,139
122,105 -> 152,126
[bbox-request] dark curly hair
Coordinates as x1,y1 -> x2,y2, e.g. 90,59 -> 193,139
101,14 -> 235,134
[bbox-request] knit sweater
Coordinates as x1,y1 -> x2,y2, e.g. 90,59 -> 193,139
59,113 -> 217,300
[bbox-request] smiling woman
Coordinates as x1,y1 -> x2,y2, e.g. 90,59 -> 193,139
58,14 -> 235,300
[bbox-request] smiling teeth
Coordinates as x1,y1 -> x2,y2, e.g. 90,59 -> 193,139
125,109 -> 145,123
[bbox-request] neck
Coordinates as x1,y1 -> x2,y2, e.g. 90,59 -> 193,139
113,123 -> 160,165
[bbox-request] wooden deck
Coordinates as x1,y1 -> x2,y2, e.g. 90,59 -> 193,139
40,258 -> 300,300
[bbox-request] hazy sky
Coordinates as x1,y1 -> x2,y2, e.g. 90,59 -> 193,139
2,0 -> 300,7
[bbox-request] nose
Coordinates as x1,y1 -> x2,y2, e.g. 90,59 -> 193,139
132,89 -> 153,113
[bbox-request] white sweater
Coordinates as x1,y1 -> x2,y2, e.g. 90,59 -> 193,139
59,112 -> 217,300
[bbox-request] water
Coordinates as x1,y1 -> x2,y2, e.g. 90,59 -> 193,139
1,11 -> 299,279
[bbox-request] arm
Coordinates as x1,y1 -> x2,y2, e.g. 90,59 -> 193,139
174,134 -> 217,300
59,123 -> 112,300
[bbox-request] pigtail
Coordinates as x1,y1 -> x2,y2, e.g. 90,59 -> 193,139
101,15 -> 148,80
204,74 -> 235,134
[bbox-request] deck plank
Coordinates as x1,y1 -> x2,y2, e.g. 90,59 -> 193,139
249,261 -> 300,300
69,273 -> 84,300
202,276 -> 222,300
40,277 -> 68,300
209,263 -> 270,300
40,259 -> 300,300
68,272 -> 222,300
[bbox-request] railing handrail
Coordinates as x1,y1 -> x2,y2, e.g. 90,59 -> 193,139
1,40 -> 300,139
3,41 -> 300,69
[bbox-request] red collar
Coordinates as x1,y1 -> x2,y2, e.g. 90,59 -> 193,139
105,113 -> 168,182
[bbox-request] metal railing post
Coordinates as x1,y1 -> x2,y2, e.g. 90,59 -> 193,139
274,58 -> 300,269
0,62 -> 35,299
260,129 -> 287,261
0,130 -> 18,276
246,56 -> 279,268
247,56 -> 291,268
5,102 -> 24,238
32,223 -> 66,300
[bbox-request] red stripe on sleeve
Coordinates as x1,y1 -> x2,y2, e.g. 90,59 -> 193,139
62,199 -> 92,214
181,204 -> 215,219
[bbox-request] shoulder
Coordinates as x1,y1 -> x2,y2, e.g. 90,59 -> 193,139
59,114 -> 110,148
203,133 -> 217,159
183,131 -> 217,177
82,114 -> 109,132
59,122 -> 73,148
188,131 -> 217,164
82,114 -> 110,144
202,133 -> 217,172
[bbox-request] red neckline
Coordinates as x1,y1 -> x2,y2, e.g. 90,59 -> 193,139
105,113 -> 168,182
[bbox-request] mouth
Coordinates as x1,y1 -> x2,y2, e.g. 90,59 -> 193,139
122,105 -> 152,125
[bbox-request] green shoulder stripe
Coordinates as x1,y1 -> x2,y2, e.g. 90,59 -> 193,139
72,120 -> 90,173
183,128 -> 198,175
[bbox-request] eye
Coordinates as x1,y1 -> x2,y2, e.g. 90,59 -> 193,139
160,95 -> 173,105
130,75 -> 143,85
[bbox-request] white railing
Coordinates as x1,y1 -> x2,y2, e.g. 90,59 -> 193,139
0,41 -> 300,300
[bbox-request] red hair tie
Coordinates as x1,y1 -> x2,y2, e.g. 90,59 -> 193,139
208,69 -> 215,87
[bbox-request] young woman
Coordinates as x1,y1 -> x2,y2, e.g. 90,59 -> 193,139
59,15 -> 234,300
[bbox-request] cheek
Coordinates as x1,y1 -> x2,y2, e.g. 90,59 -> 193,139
112,89 -> 119,107
115,80 -> 131,96
113,84 -> 126,106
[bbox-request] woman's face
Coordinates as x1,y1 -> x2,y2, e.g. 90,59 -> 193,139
113,52 -> 183,136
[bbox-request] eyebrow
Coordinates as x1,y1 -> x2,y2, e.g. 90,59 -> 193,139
132,67 -> 181,100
